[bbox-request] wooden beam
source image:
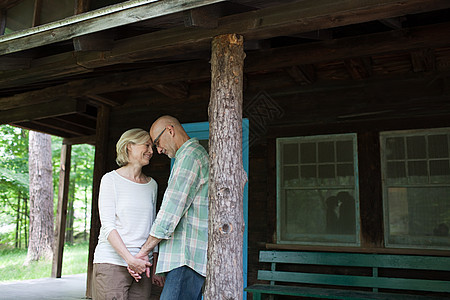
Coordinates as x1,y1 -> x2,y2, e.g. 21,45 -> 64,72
52,143 -> 72,278
0,98 -> 84,124
184,5 -> 220,28
151,82 -> 189,99
0,55 -> 31,70
2,21 -> 450,105
344,57 -> 373,80
31,118 -> 96,136
63,134 -> 96,146
75,0 -> 450,69
410,48 -> 436,73
86,104 -> 109,298
0,0 -> 227,55
86,94 -> 122,106
379,17 -> 404,30
73,31 -> 115,52
32,0 -> 42,27
285,65 -> 316,85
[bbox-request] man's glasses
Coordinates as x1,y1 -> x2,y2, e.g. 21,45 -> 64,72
152,128 -> 166,148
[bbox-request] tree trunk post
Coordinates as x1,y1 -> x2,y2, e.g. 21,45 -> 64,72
205,33 -> 247,300
52,142 -> 72,278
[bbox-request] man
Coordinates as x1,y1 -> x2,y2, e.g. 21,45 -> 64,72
131,115 -> 209,300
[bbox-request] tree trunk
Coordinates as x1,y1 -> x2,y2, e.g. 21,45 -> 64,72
205,33 -> 247,300
25,131 -> 54,264
15,191 -> 21,248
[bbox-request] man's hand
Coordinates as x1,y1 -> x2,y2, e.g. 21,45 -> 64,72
152,274 -> 165,287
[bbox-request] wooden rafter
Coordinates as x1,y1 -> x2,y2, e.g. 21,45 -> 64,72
344,57 -> 373,80
410,48 -> 436,73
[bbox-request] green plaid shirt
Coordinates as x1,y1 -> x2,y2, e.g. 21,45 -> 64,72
150,138 -> 209,276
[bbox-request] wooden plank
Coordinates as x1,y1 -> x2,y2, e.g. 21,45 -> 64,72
0,98 -> 83,124
31,118 -> 95,136
51,143 -> 72,278
75,0 -> 450,68
258,270 -> 450,292
245,284 -> 439,300
0,0 -> 227,55
258,251 -> 450,271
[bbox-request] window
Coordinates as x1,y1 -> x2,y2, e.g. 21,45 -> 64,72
277,134 -> 359,246
381,128 -> 450,249
4,0 -> 35,35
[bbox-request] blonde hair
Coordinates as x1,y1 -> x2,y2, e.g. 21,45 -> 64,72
116,128 -> 150,166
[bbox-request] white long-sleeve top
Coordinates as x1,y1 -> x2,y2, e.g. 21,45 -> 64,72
93,170 -> 158,266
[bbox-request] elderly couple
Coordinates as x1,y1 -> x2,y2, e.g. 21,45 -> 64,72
92,115 -> 209,300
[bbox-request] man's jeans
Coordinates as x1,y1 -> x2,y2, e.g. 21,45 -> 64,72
160,266 -> 205,300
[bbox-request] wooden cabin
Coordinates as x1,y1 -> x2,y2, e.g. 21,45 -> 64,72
1,0 -> 449,298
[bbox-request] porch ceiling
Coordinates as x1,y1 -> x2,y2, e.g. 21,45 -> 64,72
0,0 -> 449,139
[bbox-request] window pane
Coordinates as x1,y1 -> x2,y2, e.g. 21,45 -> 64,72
283,143 -> 298,164
300,142 -> 316,163
280,189 -> 357,243
408,161 -> 427,177
5,0 -> 35,34
430,160 -> 450,181
387,161 -> 406,179
428,135 -> 449,158
336,141 -> 353,162
337,163 -> 353,177
318,142 -> 334,162
407,136 -> 426,159
283,166 -> 298,186
300,165 -> 316,179
40,0 -> 74,25
318,164 -> 335,179
387,187 -> 450,248
386,137 -> 405,159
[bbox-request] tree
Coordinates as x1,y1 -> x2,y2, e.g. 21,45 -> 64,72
25,131 -> 54,264
206,34 -> 247,299
0,125 -> 29,248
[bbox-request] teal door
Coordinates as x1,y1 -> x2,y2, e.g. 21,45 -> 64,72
180,119 -> 249,299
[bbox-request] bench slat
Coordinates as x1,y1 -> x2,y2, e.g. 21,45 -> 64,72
259,251 -> 450,271
258,270 -> 450,293
245,284 -> 447,300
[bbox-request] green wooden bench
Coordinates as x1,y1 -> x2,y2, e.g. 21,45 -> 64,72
245,250 -> 450,300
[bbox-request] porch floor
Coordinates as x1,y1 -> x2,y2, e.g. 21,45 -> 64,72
0,273 -> 86,300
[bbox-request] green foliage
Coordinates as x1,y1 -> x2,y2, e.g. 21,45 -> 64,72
0,242 -> 89,281
0,125 -> 95,248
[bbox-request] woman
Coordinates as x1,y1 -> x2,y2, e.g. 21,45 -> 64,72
93,128 -> 164,299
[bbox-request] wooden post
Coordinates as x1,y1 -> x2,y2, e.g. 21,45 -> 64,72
51,143 -> 72,278
86,104 -> 110,298
205,33 -> 247,300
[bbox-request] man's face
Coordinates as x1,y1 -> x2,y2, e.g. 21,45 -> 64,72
151,126 -> 176,158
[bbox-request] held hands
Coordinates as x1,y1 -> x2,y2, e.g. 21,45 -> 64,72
126,254 -> 151,282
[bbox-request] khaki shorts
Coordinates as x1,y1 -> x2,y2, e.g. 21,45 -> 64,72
92,263 -> 152,300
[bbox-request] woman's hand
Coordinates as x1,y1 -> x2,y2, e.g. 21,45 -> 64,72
127,256 -> 151,277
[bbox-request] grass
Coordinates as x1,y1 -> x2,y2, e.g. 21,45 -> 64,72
0,242 -> 88,282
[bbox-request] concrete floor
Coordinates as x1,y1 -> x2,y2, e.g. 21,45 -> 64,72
0,273 -> 87,300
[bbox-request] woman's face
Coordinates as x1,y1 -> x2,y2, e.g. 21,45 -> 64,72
127,139 -> 153,166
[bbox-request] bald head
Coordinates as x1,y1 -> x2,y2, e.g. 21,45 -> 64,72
149,115 -> 190,157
